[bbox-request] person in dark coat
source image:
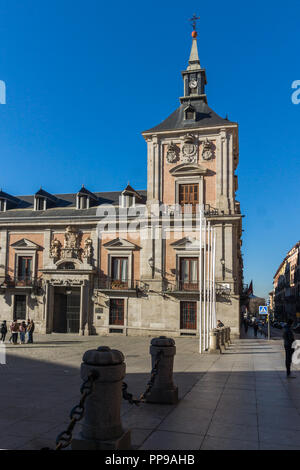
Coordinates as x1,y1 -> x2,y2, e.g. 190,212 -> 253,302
0,321 -> 7,342
253,321 -> 259,337
27,319 -> 35,344
283,319 -> 296,378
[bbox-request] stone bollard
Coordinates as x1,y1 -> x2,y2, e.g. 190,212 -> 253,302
146,336 -> 178,405
219,328 -> 226,353
72,346 -> 131,450
209,329 -> 221,354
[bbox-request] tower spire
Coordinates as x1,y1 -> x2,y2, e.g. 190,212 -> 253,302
180,15 -> 207,105
187,14 -> 201,71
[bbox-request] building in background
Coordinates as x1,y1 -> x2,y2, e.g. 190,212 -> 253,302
273,241 -> 300,321
0,26 -> 243,339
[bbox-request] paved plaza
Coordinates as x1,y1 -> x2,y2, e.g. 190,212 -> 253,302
1,329 -> 300,450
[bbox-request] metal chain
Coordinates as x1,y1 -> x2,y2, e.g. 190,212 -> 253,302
54,369 -> 99,451
122,349 -> 164,406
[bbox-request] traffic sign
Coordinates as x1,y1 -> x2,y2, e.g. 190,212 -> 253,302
259,306 -> 268,314
266,299 -> 270,306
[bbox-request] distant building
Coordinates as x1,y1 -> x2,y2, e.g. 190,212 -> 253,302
273,241 -> 300,321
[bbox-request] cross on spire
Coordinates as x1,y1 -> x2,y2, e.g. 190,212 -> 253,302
189,14 -> 200,31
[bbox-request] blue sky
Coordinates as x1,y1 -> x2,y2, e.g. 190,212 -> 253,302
0,0 -> 299,298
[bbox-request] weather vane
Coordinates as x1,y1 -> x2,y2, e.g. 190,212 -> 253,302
190,14 -> 200,32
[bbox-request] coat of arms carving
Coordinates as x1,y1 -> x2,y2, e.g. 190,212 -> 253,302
166,142 -> 179,164
61,226 -> 81,259
202,138 -> 214,160
181,134 -> 197,163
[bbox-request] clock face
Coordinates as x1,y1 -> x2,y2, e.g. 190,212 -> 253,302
189,80 -> 197,89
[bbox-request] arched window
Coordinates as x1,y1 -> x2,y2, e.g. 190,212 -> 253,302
60,262 -> 75,270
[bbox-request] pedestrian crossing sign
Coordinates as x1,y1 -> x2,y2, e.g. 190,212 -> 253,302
259,306 -> 268,314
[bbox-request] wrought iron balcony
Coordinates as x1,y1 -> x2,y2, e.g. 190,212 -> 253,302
163,280 -> 200,293
0,276 -> 42,289
98,278 -> 135,291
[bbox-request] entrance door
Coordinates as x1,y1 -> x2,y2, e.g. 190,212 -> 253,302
53,293 -> 67,332
53,290 -> 80,333
66,293 -> 80,333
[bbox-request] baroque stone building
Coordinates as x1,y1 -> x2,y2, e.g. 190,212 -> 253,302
273,241 -> 300,321
0,31 -> 243,339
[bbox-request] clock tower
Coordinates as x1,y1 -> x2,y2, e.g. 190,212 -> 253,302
180,30 -> 207,104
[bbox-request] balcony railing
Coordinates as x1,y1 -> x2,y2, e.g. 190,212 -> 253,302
163,280 -> 199,293
0,276 -> 42,289
98,278 -> 135,290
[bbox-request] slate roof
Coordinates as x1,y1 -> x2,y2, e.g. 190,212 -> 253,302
0,190 -> 147,219
143,99 -> 236,133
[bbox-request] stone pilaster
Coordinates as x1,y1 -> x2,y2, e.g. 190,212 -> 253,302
0,229 -> 8,280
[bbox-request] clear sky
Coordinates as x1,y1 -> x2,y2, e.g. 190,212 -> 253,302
0,0 -> 299,298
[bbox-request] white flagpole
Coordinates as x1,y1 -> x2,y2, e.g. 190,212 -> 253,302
206,222 -> 211,350
209,224 -> 213,330
203,217 -> 207,350
199,206 -> 203,353
212,228 -> 217,328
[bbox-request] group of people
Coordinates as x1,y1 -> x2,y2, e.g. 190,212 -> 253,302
0,319 -> 35,344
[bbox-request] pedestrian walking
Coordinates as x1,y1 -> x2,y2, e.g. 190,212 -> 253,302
244,319 -> 248,334
11,320 -> 19,345
19,321 -> 27,344
253,322 -> 259,337
8,322 -> 14,343
27,319 -> 35,344
283,319 -> 296,378
0,320 -> 7,342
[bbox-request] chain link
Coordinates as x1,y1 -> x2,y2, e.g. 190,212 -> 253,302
54,369 -> 98,451
122,349 -> 164,406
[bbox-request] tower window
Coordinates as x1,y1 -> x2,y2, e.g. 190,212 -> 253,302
78,196 -> 88,209
184,106 -> 195,120
35,197 -> 45,211
0,199 -> 6,212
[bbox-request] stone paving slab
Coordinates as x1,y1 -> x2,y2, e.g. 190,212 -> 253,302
0,328 -> 300,450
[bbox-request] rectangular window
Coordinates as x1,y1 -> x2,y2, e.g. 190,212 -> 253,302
111,257 -> 128,288
180,258 -> 198,290
180,301 -> 197,330
36,198 -> 45,210
179,184 -> 199,213
14,295 -> 27,320
0,199 -> 5,211
79,196 -> 88,209
17,256 -> 33,284
109,299 -> 124,325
